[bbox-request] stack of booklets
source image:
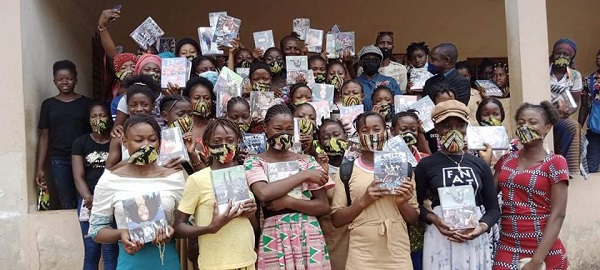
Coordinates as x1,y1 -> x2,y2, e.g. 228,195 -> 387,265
157,127 -> 189,166
382,135 -> 419,167
394,95 -> 418,113
209,11 -> 227,27
160,57 -> 192,89
306,29 -> 323,53
326,32 -> 355,58
438,185 -> 479,230
292,18 -> 310,40
215,68 -> 243,117
475,80 -> 504,97
267,161 -> 303,199
156,37 -> 176,54
122,192 -> 168,243
550,83 -> 578,114
374,151 -> 410,193
130,17 -> 164,50
250,91 -> 276,120
212,14 -> 241,47
253,30 -> 274,52
308,101 -> 331,126
241,133 -> 267,155
466,126 -> 510,150
409,68 -> 434,91
310,84 -> 335,104
339,105 -> 364,136
211,165 -> 251,213
198,27 -> 223,55
408,96 -> 435,132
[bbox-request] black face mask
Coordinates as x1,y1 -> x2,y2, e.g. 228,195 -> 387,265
380,48 -> 393,59
362,59 -> 381,76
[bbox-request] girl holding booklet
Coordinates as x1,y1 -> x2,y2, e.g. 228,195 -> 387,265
89,114 -> 185,270
492,102 -> 569,270
414,100 -> 500,270
330,111 -> 418,269
244,104 -> 334,269
174,118 -> 258,270
182,77 -> 215,159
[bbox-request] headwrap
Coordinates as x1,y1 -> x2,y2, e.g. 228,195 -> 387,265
553,38 -> 577,59
134,54 -> 162,75
157,52 -> 176,59
113,53 -> 137,73
175,38 -> 200,56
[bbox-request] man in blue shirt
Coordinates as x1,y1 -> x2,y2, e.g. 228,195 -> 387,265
356,45 -> 402,111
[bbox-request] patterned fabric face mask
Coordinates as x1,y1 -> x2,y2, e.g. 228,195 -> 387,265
377,103 -> 392,121
117,69 -> 134,81
400,132 -> 418,146
238,123 -> 250,133
330,75 -> 344,90
294,99 -> 308,106
239,60 -> 252,68
314,73 -> 326,83
207,143 -> 238,164
269,61 -> 283,75
91,117 -> 110,135
322,138 -> 347,156
479,117 -> 502,127
252,82 -> 270,92
192,100 -> 211,118
440,130 -> 465,153
128,145 -> 159,165
168,115 -> 194,133
553,56 -> 570,68
267,133 -> 293,151
148,72 -> 161,85
515,125 -> 542,145
342,94 -> 361,106
299,118 -> 315,135
359,133 -> 386,152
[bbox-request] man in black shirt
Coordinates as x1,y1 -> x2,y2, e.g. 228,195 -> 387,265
422,43 -> 471,105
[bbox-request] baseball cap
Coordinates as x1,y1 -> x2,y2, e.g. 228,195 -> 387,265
431,100 -> 470,124
358,45 -> 383,60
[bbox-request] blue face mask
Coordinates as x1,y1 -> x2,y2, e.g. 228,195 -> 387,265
198,70 -> 219,86
428,63 -> 439,75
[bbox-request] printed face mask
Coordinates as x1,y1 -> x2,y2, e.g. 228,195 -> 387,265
117,69 -> 134,81
342,94 -> 361,106
192,100 -> 211,118
187,56 -> 196,62
294,99 -> 308,106
323,138 -> 348,156
299,118 -> 315,135
252,82 -> 270,92
269,61 -> 283,74
330,75 -> 344,90
479,117 -> 502,127
148,72 -> 161,85
515,125 -> 542,145
377,103 -> 392,121
440,130 -> 465,153
128,145 -> 159,165
239,123 -> 250,133
90,117 -> 110,135
362,59 -> 381,76
400,132 -> 418,146
360,133 -> 386,152
239,60 -> 251,68
168,115 -> 194,133
267,133 -> 293,151
554,55 -> 570,68
314,73 -> 326,83
207,143 -> 237,164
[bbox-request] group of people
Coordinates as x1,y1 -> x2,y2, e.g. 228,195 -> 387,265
33,7 -> 596,270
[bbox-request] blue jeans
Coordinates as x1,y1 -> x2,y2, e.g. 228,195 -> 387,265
49,157 -> 77,209
78,197 -> 119,270
587,131 -> 600,173
411,249 -> 423,270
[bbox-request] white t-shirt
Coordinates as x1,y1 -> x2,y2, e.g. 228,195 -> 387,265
550,67 -> 583,93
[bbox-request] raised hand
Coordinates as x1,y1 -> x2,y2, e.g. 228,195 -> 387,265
98,9 -> 120,29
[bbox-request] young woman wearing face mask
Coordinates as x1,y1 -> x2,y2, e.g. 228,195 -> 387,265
182,77 -> 215,157
357,32 -> 408,93
89,114 -> 185,270
492,101 -> 569,270
72,102 -> 119,270
244,104 -> 334,269
330,112 -> 418,269
262,47 -> 286,98
414,100 -> 500,270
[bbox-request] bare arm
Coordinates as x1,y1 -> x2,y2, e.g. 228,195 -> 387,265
529,182 -> 568,267
416,129 -> 431,154
250,169 -> 327,203
286,189 -> 330,217
72,155 -> 92,202
114,111 -> 129,128
173,211 -> 216,238
94,227 -> 126,244
98,9 -> 121,61
35,129 -> 50,187
105,138 -> 122,169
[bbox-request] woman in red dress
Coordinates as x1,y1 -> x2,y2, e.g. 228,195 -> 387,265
492,101 -> 569,270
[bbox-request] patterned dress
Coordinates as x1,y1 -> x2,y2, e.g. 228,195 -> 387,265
245,155 -> 333,270
493,151 -> 569,269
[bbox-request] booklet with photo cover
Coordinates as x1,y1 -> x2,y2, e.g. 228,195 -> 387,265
438,185 -> 478,230
329,24 -> 341,34
467,126 -> 510,150
130,17 -> 164,50
156,37 -> 176,54
122,192 -> 168,243
335,32 -> 356,58
250,91 -> 276,120
374,151 -> 410,193
475,80 -> 504,97
383,135 -> 419,168
215,67 -> 243,117
198,27 -> 223,55
253,30 -> 275,53
408,96 -> 435,132
266,161 -> 303,199
236,68 -> 250,78
339,105 -> 364,136
209,11 -> 227,27
213,14 -> 241,47
550,83 -> 578,115
308,101 -> 331,126
306,29 -> 324,53
409,68 -> 434,90
241,133 -> 267,155
309,83 -> 335,104
286,56 -> 308,71
292,18 -> 310,40
79,201 -> 90,222
160,57 -> 192,89
325,33 -> 337,59
211,165 -> 251,213
286,70 -> 315,85
394,95 -> 418,113
342,137 -> 361,164
157,127 -> 190,166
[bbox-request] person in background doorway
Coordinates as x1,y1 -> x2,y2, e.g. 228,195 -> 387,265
580,49 -> 600,173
